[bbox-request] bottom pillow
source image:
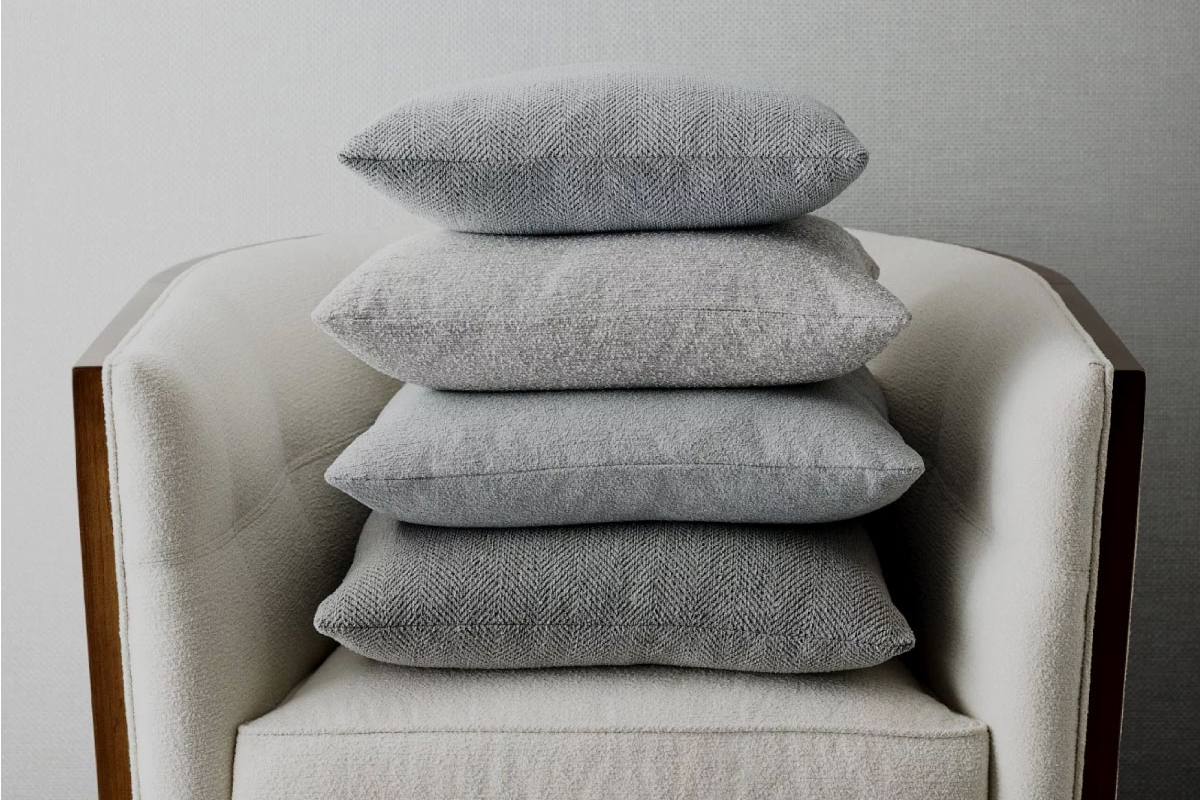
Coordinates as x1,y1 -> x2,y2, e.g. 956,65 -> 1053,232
315,513 -> 914,673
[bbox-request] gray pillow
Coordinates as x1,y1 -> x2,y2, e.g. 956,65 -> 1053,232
314,512 -> 915,673
313,216 -> 908,390
339,63 -> 868,234
325,368 -> 924,527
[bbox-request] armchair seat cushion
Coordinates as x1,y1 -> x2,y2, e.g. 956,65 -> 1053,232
232,648 -> 987,800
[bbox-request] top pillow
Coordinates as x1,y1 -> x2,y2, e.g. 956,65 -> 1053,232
339,63 -> 868,234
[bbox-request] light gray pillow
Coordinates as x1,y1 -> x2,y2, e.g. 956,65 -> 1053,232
314,512 -> 915,673
313,216 -> 908,390
339,64 -> 868,234
325,368 -> 924,527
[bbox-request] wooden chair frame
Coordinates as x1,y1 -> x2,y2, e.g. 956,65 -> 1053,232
73,242 -> 1145,800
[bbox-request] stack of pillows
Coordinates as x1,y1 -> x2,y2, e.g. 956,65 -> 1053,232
312,64 -> 923,675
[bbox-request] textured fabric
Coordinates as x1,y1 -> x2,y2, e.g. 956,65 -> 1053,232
866,232 -> 1112,800
315,513 -> 914,672
101,228 -> 1112,800
340,63 -> 868,234
314,215 -> 907,390
232,647 -> 988,800
101,228 -> 416,800
327,368 -> 923,527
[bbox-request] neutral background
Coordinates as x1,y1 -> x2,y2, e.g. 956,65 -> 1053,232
2,1 -> 1197,797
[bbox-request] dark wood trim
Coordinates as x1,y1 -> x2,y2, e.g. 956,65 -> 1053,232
972,247 -> 1145,800
74,365 -> 133,800
74,239 -> 1143,800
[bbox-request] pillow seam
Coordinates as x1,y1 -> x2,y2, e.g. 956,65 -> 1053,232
333,462 -> 923,483
342,155 -> 863,166
324,309 -> 900,323
319,620 -> 911,649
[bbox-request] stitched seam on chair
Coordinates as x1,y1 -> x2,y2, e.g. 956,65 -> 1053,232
319,621 -> 910,649
132,426 -> 370,566
921,466 -> 990,539
343,154 -> 861,165
237,726 -> 987,740
919,464 -> 1092,577
336,462 -> 925,483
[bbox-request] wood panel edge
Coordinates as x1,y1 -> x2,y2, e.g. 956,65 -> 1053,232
1079,367 -> 1145,800
74,364 -> 133,800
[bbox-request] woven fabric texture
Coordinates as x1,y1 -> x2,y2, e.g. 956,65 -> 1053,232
232,649 -> 987,800
339,63 -> 868,234
314,513 -> 914,673
314,215 -> 907,390
326,367 -> 923,527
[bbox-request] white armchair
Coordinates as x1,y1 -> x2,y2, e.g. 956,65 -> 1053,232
74,225 -> 1143,800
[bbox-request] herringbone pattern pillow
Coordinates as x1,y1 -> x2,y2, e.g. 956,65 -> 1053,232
315,513 -> 914,673
340,64 -> 868,234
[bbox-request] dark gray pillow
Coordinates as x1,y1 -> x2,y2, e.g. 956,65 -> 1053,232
313,216 -> 908,391
339,64 -> 868,234
314,512 -> 915,673
325,368 -> 923,527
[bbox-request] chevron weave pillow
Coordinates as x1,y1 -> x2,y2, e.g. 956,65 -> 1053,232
314,513 -> 915,673
339,63 -> 868,234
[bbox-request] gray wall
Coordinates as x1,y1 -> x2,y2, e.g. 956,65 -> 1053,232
3,1 -> 1197,796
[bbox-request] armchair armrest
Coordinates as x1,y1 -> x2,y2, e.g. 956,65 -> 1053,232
858,232 -> 1144,800
74,227 -> 424,800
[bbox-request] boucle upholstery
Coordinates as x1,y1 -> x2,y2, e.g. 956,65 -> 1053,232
104,224 -> 1110,800
232,647 -> 987,800
103,227 -> 416,800
865,232 -> 1111,800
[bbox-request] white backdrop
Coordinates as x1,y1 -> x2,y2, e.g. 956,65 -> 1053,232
3,1 -> 1198,796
